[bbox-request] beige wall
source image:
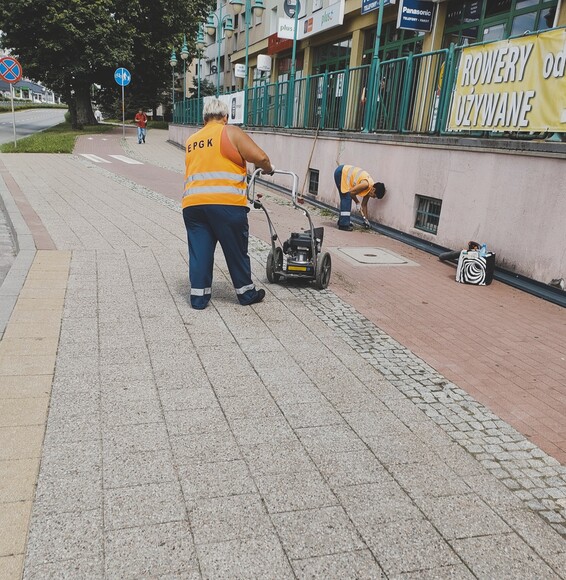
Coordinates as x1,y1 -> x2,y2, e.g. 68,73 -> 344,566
170,125 -> 566,285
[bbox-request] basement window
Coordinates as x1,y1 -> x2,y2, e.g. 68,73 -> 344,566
308,169 -> 319,195
415,195 -> 442,234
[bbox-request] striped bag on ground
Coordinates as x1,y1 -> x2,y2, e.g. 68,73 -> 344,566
456,251 -> 495,286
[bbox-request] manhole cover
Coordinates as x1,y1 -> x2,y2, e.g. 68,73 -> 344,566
335,247 -> 418,266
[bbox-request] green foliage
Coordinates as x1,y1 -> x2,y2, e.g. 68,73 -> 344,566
187,77 -> 216,99
0,0 -> 215,127
0,103 -> 67,113
0,122 -> 113,153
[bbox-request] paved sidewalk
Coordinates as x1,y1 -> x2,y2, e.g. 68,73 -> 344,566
0,129 -> 565,578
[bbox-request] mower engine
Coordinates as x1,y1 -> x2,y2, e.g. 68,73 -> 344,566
282,227 -> 324,274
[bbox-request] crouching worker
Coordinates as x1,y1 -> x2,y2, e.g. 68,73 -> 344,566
334,164 -> 385,231
183,98 -> 274,310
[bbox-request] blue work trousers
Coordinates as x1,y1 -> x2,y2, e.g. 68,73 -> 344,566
334,165 -> 351,227
183,204 -> 260,309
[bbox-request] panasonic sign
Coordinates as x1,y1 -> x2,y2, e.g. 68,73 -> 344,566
396,0 -> 435,32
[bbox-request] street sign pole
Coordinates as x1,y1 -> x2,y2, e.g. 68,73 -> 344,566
114,68 -> 131,140
0,55 -> 23,149
122,85 -> 125,139
10,84 -> 17,148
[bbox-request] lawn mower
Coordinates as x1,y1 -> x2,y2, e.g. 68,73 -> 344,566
247,168 -> 332,290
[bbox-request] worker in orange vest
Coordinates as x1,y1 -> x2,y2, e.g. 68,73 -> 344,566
183,98 -> 274,310
334,164 -> 385,231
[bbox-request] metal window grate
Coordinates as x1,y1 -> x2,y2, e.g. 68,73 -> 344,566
415,195 -> 442,234
308,169 -> 319,195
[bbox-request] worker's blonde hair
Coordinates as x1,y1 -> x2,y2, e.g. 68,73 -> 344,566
203,98 -> 229,122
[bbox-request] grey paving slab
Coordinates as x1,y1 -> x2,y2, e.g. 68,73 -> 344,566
189,494 -> 275,545
271,505 -> 365,559
291,549 -> 385,579
7,145 -> 566,578
103,481 -> 186,531
197,534 -> 294,580
450,534 -> 562,579
104,521 -> 199,579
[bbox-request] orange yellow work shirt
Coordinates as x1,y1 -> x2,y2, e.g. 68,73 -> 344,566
340,165 -> 374,198
183,122 -> 247,208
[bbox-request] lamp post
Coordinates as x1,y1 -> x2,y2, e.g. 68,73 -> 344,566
229,0 -> 265,125
363,0 -> 385,133
286,0 -> 300,128
180,36 -> 190,124
205,5 -> 235,97
169,49 -> 177,122
196,29 -> 205,123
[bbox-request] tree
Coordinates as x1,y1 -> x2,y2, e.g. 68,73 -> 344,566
187,77 -> 216,99
0,0 -> 213,128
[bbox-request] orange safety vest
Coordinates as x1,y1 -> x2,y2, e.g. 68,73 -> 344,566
183,122 -> 247,208
340,165 -> 374,197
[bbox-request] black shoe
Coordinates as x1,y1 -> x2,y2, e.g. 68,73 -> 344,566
339,225 -> 354,231
247,289 -> 265,305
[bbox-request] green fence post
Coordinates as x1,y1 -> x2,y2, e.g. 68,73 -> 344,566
363,0 -> 385,133
399,53 -> 413,132
438,43 -> 456,134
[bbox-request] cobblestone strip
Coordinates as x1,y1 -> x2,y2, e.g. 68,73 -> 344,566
276,278 -> 566,536
91,164 -> 566,537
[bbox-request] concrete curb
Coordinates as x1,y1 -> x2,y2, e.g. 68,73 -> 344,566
0,173 -> 36,339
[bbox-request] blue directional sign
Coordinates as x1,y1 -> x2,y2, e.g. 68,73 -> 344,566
114,67 -> 131,87
361,0 -> 395,16
0,56 -> 23,84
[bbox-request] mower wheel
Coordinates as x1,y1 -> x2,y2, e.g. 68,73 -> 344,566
266,247 -> 283,283
315,252 -> 331,289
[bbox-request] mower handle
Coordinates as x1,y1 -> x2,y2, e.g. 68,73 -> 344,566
248,168 -> 300,209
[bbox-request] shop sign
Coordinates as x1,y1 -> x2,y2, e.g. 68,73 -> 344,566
299,0 -> 345,40
361,0 -> 395,16
397,0 -> 434,32
268,33 -> 293,53
448,28 -> 566,132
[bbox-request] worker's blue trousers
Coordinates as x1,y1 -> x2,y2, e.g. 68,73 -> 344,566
183,205 -> 261,309
334,165 -> 351,227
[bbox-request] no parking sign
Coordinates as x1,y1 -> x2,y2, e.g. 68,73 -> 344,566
0,56 -> 23,147
0,56 -> 23,84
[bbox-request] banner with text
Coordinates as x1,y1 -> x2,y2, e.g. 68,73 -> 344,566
448,28 -> 566,132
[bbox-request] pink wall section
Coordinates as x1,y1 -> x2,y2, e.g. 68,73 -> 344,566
170,124 -> 566,286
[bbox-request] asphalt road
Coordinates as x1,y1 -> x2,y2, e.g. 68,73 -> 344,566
0,107 -> 66,145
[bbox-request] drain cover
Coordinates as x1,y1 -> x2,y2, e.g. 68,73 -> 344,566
335,247 -> 418,266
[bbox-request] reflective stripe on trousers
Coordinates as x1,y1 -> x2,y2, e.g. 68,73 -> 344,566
334,165 -> 352,227
183,204 -> 262,308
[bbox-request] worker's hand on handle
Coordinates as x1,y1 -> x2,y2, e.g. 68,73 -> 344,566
265,164 -> 275,176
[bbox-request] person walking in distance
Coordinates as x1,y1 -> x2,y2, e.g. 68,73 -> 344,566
334,164 -> 385,231
134,109 -> 148,144
182,98 -> 274,310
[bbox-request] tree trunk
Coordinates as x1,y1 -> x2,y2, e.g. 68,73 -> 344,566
75,84 -> 96,127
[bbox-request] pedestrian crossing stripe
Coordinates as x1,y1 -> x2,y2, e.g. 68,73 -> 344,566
79,154 -> 143,165
80,154 -> 110,163
108,155 -> 143,165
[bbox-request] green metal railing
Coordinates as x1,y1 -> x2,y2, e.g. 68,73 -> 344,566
173,46 -> 453,135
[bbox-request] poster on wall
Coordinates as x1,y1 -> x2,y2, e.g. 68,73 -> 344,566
448,28 -> 566,133
205,92 -> 245,125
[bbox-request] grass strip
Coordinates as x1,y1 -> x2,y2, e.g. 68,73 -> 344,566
0,122 -> 114,153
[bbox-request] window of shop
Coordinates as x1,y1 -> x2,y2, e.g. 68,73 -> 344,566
443,0 -> 557,47
312,38 -> 352,74
415,196 -> 442,234
362,22 -> 425,66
